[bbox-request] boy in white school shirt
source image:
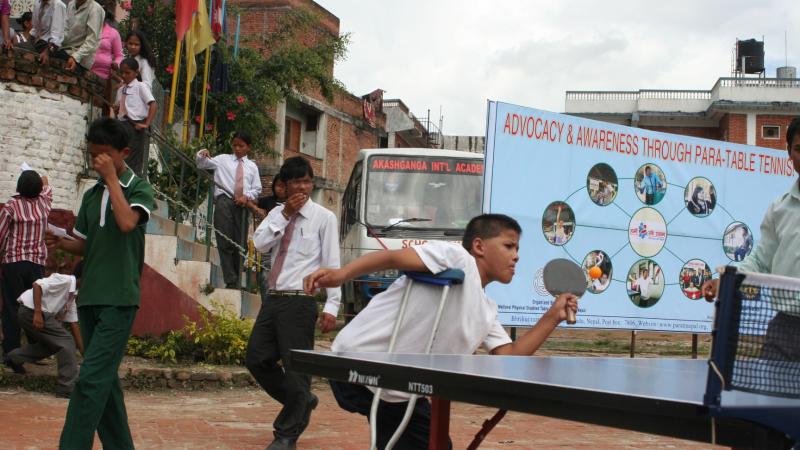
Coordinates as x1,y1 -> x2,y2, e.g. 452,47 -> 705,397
114,57 -> 156,178
304,213 -> 578,449
196,131 -> 262,289
6,262 -> 84,398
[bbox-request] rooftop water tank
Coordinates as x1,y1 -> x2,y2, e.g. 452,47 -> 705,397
777,66 -> 797,79
736,39 -> 765,74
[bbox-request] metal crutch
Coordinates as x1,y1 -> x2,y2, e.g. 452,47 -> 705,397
369,269 -> 465,450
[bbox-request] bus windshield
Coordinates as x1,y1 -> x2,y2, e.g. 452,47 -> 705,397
365,155 -> 484,230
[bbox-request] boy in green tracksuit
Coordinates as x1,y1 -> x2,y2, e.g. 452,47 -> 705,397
48,117 -> 155,449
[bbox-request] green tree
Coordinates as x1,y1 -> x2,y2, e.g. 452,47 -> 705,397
120,1 -> 349,155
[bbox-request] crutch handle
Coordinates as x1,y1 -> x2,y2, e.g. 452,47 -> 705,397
404,269 -> 465,286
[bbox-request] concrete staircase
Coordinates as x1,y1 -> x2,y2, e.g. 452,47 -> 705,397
133,198 -> 261,336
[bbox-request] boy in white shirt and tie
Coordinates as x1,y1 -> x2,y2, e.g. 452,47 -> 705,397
196,131 -> 262,288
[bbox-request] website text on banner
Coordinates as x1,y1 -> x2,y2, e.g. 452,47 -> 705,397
483,101 -> 794,332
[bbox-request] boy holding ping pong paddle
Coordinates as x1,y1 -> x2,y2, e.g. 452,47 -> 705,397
304,213 -> 577,448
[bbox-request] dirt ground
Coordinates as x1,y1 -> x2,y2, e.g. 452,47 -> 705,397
0,330 -> 715,449
0,385 -> 708,450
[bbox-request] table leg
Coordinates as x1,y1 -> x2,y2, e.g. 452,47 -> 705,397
429,397 -> 451,450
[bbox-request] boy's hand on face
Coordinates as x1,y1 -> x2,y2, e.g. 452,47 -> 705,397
303,268 -> 345,295
93,153 -> 118,182
283,192 -> 308,217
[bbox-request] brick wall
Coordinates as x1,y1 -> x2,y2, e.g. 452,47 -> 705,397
755,114 -> 797,150
235,0 -> 386,219
640,126 -> 720,141
1,51 -> 103,210
719,113 -> 747,144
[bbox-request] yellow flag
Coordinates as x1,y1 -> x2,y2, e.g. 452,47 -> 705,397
186,0 -> 215,82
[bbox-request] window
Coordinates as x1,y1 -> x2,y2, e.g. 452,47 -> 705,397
285,117 -> 301,151
340,161 -> 363,240
762,125 -> 780,140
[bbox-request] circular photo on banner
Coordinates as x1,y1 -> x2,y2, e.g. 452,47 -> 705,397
723,222 -> 753,262
684,177 -> 717,217
587,163 -> 618,206
628,207 -> 667,257
679,259 -> 712,300
626,259 -> 665,308
542,201 -> 575,246
582,250 -> 613,294
634,164 -> 667,205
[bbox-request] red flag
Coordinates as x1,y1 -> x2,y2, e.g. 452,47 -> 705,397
175,0 -> 197,41
211,0 -> 223,41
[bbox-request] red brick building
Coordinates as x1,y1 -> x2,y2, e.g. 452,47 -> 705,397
565,76 -> 800,151
226,0 -> 384,215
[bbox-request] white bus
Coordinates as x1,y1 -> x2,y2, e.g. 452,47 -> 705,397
339,148 -> 484,318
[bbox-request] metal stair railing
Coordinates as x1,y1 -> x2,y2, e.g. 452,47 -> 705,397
148,129 -> 269,287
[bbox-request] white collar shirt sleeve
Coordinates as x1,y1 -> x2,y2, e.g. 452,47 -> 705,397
195,154 -> 261,200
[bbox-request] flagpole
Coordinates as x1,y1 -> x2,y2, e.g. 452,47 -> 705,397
182,28 -> 193,144
234,14 -> 240,58
167,39 -> 183,124
199,47 -> 212,138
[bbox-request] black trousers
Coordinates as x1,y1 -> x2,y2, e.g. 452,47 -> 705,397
245,295 -> 318,439
329,380 -> 452,450
1,261 -> 44,357
120,119 -> 149,178
762,312 -> 800,361
213,195 -> 249,286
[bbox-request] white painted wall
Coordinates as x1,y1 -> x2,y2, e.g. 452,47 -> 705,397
1,82 -> 91,211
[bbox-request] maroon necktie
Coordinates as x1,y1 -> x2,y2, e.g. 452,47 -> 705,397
268,215 -> 297,289
234,159 -> 244,198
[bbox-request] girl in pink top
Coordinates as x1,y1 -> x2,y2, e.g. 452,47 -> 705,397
90,10 -> 123,80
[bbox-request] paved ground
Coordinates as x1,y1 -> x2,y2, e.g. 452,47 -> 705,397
0,382 -> 707,449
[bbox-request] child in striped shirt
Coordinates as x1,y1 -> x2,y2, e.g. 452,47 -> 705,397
0,170 -> 52,369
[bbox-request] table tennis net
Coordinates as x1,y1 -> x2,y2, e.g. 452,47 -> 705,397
724,271 -> 800,398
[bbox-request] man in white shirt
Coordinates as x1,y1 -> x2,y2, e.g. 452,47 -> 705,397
29,0 -> 66,64
304,214 -> 577,448
6,263 -> 83,398
248,156 -> 340,450
51,0 -> 103,72
196,131 -> 262,288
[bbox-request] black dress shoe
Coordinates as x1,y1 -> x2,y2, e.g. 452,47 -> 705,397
55,390 -> 72,399
266,437 -> 296,450
5,359 -> 26,374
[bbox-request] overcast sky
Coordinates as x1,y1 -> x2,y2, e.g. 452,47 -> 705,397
315,0 -> 799,136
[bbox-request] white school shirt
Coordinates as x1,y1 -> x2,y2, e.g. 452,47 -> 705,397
195,152 -> 262,201
18,273 -> 78,323
331,240 -> 512,402
31,0 -> 66,46
116,79 -> 155,122
135,56 -> 155,89
253,199 -> 341,316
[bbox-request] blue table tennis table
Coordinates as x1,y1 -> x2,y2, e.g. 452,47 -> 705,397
291,267 -> 800,448
291,351 -> 798,448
